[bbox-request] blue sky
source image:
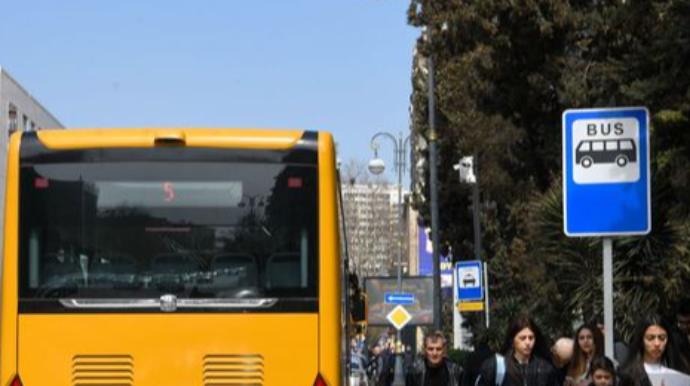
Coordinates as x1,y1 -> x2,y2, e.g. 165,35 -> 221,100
0,0 -> 418,170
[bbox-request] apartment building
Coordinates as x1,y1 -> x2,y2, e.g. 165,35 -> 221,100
0,66 -> 63,252
341,182 -> 414,279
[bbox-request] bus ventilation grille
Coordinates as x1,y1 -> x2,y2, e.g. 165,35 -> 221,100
72,355 -> 134,386
203,354 -> 265,386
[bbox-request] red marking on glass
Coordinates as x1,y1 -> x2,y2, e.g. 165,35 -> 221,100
34,177 -> 49,189
287,177 -> 303,188
163,182 -> 175,202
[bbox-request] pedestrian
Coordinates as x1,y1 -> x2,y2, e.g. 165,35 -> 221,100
367,344 -> 384,385
673,298 -> 690,370
464,336 -> 495,386
565,324 -> 604,386
597,323 -> 629,365
618,313 -> 690,386
587,356 -> 616,386
476,316 -> 558,386
377,339 -> 397,386
404,345 -> 415,371
675,298 -> 690,345
551,337 -> 574,386
405,330 -> 465,386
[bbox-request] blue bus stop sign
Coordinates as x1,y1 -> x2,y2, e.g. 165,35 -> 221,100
455,261 -> 483,301
562,107 -> 651,237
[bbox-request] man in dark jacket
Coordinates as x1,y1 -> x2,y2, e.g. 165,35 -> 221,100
405,331 -> 465,386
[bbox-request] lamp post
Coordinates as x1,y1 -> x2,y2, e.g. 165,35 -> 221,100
238,194 -> 265,218
369,131 -> 410,386
421,22 -> 443,333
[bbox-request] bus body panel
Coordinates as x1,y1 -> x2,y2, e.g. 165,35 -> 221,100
0,132 -> 22,384
1,128 -> 343,386
18,314 -> 318,386
317,132 -> 341,385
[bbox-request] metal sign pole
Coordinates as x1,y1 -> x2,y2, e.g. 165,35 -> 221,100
483,261 -> 490,328
603,238 -> 615,360
453,272 -> 463,349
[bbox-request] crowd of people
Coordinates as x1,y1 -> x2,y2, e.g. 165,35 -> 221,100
362,299 -> 690,386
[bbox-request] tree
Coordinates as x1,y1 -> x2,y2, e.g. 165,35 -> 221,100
408,0 -> 690,339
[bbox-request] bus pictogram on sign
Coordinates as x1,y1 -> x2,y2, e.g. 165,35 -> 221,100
576,138 -> 637,168
572,118 -> 641,185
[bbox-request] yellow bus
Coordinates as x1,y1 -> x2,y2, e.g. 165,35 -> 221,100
1,129 -> 344,386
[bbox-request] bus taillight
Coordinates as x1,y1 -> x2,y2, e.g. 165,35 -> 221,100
312,374 -> 328,386
10,375 -> 23,386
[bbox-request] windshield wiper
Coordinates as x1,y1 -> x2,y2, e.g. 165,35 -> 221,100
59,297 -> 278,311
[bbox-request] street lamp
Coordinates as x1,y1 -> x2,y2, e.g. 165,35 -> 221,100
421,21 -> 443,334
369,131 -> 410,386
238,194 -> 265,219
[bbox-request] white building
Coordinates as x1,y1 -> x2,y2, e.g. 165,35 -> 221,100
0,66 -> 63,252
341,182 -> 413,279
1,67 -> 63,139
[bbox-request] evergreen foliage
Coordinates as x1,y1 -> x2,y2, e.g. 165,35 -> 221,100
408,0 -> 690,342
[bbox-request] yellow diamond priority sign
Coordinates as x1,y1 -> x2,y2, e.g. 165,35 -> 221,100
387,305 -> 412,330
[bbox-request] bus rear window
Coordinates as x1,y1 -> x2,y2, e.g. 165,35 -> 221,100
19,157 -> 318,301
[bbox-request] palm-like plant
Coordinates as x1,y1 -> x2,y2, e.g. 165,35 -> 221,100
614,178 -> 690,341
530,173 -> 690,342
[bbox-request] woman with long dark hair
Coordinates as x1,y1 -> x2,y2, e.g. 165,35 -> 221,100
476,316 -> 558,386
565,324 -> 605,386
619,314 -> 690,386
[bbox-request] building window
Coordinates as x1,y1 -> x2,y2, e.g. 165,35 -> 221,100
22,115 -> 28,131
7,103 -> 18,137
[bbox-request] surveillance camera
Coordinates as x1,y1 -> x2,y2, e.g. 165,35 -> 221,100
454,156 -> 477,184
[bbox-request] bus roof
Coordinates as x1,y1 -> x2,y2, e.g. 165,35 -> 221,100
35,128 -> 312,150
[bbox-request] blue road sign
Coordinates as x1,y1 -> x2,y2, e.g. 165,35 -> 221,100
455,261 -> 483,301
384,293 -> 415,305
563,107 -> 651,236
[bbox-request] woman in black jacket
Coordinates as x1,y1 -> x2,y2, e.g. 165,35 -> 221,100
476,316 -> 558,386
